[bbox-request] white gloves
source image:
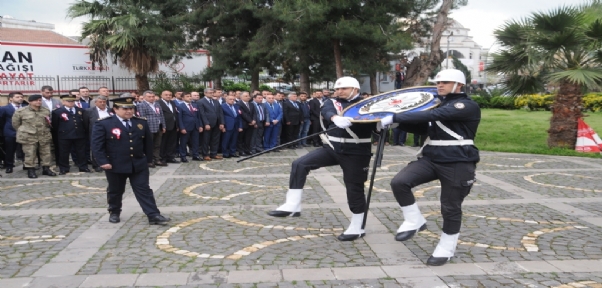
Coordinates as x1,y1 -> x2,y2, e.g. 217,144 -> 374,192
381,115 -> 394,127
378,115 -> 397,131
332,116 -> 353,129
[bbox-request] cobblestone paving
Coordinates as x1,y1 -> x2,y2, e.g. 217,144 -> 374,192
174,158 -> 296,175
79,209 -> 376,275
569,201 -> 602,216
0,179 -> 111,209
372,203 -> 602,264
155,177 -> 333,206
440,272 -> 602,288
481,170 -> 602,198
333,176 -> 520,202
0,214 -> 103,278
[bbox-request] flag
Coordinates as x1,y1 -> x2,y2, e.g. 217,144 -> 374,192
575,118 -> 602,153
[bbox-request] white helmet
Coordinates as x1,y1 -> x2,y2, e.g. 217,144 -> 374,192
430,69 -> 466,85
334,76 -> 360,89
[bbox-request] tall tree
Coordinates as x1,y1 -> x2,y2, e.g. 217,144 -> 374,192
487,3 -> 602,148
67,0 -> 187,91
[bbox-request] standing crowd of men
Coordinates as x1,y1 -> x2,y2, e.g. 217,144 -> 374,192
0,86 -> 345,177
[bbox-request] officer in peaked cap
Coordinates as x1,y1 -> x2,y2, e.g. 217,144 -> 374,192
91,97 -> 170,225
51,94 -> 91,174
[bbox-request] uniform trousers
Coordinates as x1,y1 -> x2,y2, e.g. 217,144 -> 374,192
58,138 -> 87,171
105,168 -> 161,217
290,147 -> 371,214
390,157 -> 476,234
22,142 -> 52,168
202,125 -> 221,156
160,128 -> 178,161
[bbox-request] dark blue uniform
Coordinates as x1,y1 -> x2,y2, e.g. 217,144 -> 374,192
91,115 -> 161,217
51,106 -> 88,172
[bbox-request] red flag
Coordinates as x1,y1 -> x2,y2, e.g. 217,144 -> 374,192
575,118 -> 602,153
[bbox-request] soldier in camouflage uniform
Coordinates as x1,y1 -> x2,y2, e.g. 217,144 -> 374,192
12,94 -> 57,178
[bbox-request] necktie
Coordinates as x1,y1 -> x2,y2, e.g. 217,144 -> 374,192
270,104 -> 273,110
15,105 -> 20,109
293,101 -> 298,109
124,120 -> 131,131
258,104 -> 263,121
230,105 -> 236,116
76,102 -> 81,108
188,104 -> 194,114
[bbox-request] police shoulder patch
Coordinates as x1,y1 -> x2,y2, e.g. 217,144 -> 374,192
454,102 -> 465,109
134,116 -> 147,121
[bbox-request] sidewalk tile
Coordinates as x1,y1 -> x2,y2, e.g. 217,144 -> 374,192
515,261 -> 562,273
547,260 -> 602,272
188,271 -> 228,285
382,265 -> 435,278
79,274 -> 139,287
228,270 -> 281,283
475,262 -> 527,274
332,266 -> 386,280
0,278 -> 33,288
32,262 -> 85,277
396,276 -> 449,287
429,263 -> 486,276
282,268 -> 335,281
28,276 -> 87,288
135,272 -> 190,286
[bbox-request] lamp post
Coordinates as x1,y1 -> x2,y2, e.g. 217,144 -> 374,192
446,32 -> 454,69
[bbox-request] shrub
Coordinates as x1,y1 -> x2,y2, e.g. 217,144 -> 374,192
583,93 -> 602,112
258,84 -> 275,93
514,94 -> 554,111
222,80 -> 250,92
470,95 -> 489,108
489,96 -> 515,109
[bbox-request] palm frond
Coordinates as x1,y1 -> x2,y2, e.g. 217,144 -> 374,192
547,68 -> 602,89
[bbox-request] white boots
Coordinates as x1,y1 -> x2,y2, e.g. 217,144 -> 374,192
267,189 -> 302,217
427,232 -> 459,266
338,213 -> 365,241
395,203 -> 427,241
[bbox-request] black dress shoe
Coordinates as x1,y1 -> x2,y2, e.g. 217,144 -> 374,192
59,170 -> 68,175
395,223 -> 427,242
166,158 -> 180,163
94,167 -> 103,172
148,215 -> 171,225
79,168 -> 92,173
155,161 -> 168,166
180,158 -> 189,163
192,157 -> 202,161
426,256 -> 450,266
267,210 -> 301,217
148,163 -> 156,168
109,213 -> 120,223
5,167 -> 13,173
232,154 -> 240,158
337,233 -> 365,242
223,155 -> 231,158
42,166 -> 56,176
27,169 -> 38,179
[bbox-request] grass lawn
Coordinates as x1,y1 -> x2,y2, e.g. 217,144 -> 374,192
475,109 -> 602,158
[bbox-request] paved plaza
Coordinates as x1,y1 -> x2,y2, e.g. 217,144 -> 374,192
1,146 -> 602,287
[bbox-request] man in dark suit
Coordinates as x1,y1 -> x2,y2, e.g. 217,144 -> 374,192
309,90 -> 324,146
176,92 -> 204,162
136,90 -> 167,167
263,93 -> 282,151
83,95 -> 113,172
221,95 -> 242,158
282,92 -> 302,148
91,97 -> 170,225
298,92 -> 311,147
0,92 -> 26,173
78,86 -> 93,108
251,93 -> 268,153
158,90 -> 179,164
198,88 -> 224,160
51,95 -> 91,174
237,92 -> 256,156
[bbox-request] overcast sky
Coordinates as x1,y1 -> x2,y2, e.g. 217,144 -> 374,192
2,0 -> 589,50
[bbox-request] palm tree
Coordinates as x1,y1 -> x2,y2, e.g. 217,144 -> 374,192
487,2 -> 602,148
67,0 -> 186,91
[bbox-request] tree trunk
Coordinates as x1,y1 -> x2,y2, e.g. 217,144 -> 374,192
403,0 -> 453,87
333,39 -> 343,78
547,80 -> 583,149
370,72 -> 378,95
135,74 -> 150,92
214,76 -> 222,90
250,70 -> 260,92
300,72 -> 310,94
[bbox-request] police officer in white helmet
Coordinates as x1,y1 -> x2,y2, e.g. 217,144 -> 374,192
380,69 -> 481,266
268,76 -> 377,242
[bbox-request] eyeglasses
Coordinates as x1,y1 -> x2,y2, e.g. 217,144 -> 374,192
436,81 -> 452,85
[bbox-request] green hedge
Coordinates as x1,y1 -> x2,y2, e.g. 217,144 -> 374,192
470,93 -> 602,112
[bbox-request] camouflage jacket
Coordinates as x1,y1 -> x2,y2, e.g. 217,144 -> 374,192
12,106 -> 53,144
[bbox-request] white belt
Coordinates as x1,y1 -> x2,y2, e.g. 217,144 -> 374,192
328,136 -> 372,143
428,139 -> 474,146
